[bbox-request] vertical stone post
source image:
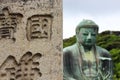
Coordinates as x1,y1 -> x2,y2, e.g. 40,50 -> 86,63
0,0 -> 62,80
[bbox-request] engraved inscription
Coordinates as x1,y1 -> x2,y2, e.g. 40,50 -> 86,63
0,0 -> 54,10
27,15 -> 52,41
0,7 -> 23,41
0,51 -> 42,80
35,0 -> 54,9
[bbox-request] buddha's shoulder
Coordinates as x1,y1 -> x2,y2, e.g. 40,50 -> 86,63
96,46 -> 111,57
96,46 -> 109,53
63,44 -> 77,54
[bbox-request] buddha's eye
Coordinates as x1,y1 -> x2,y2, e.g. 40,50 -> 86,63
83,33 -> 88,36
91,33 -> 96,36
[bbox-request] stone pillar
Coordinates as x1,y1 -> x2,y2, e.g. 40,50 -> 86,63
0,0 -> 62,80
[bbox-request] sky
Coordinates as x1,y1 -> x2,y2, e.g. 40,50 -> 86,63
63,0 -> 120,39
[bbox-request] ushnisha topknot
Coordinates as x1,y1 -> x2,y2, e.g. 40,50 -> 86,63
76,19 -> 99,34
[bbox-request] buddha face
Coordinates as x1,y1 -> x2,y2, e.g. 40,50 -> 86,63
78,27 -> 97,47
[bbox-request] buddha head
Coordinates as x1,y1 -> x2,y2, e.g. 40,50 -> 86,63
76,19 -> 99,48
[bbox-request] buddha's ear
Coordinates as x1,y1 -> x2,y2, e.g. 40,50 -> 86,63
76,31 -> 80,42
76,34 -> 79,42
76,35 -> 82,44
75,26 -> 80,42
93,27 -> 99,35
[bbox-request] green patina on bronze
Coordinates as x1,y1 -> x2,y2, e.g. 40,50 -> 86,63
63,19 -> 113,80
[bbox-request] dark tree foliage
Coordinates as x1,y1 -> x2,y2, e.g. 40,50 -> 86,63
63,30 -> 120,80
63,35 -> 76,48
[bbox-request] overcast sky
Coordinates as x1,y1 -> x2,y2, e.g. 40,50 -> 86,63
63,0 -> 120,38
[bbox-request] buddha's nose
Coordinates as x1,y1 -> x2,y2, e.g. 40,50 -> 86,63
87,33 -> 92,40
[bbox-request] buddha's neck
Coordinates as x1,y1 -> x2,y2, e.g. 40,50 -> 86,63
83,45 -> 93,52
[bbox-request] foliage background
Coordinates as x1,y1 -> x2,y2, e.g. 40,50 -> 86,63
63,31 -> 120,80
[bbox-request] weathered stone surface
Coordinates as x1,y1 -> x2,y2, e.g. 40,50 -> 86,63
0,0 -> 62,80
